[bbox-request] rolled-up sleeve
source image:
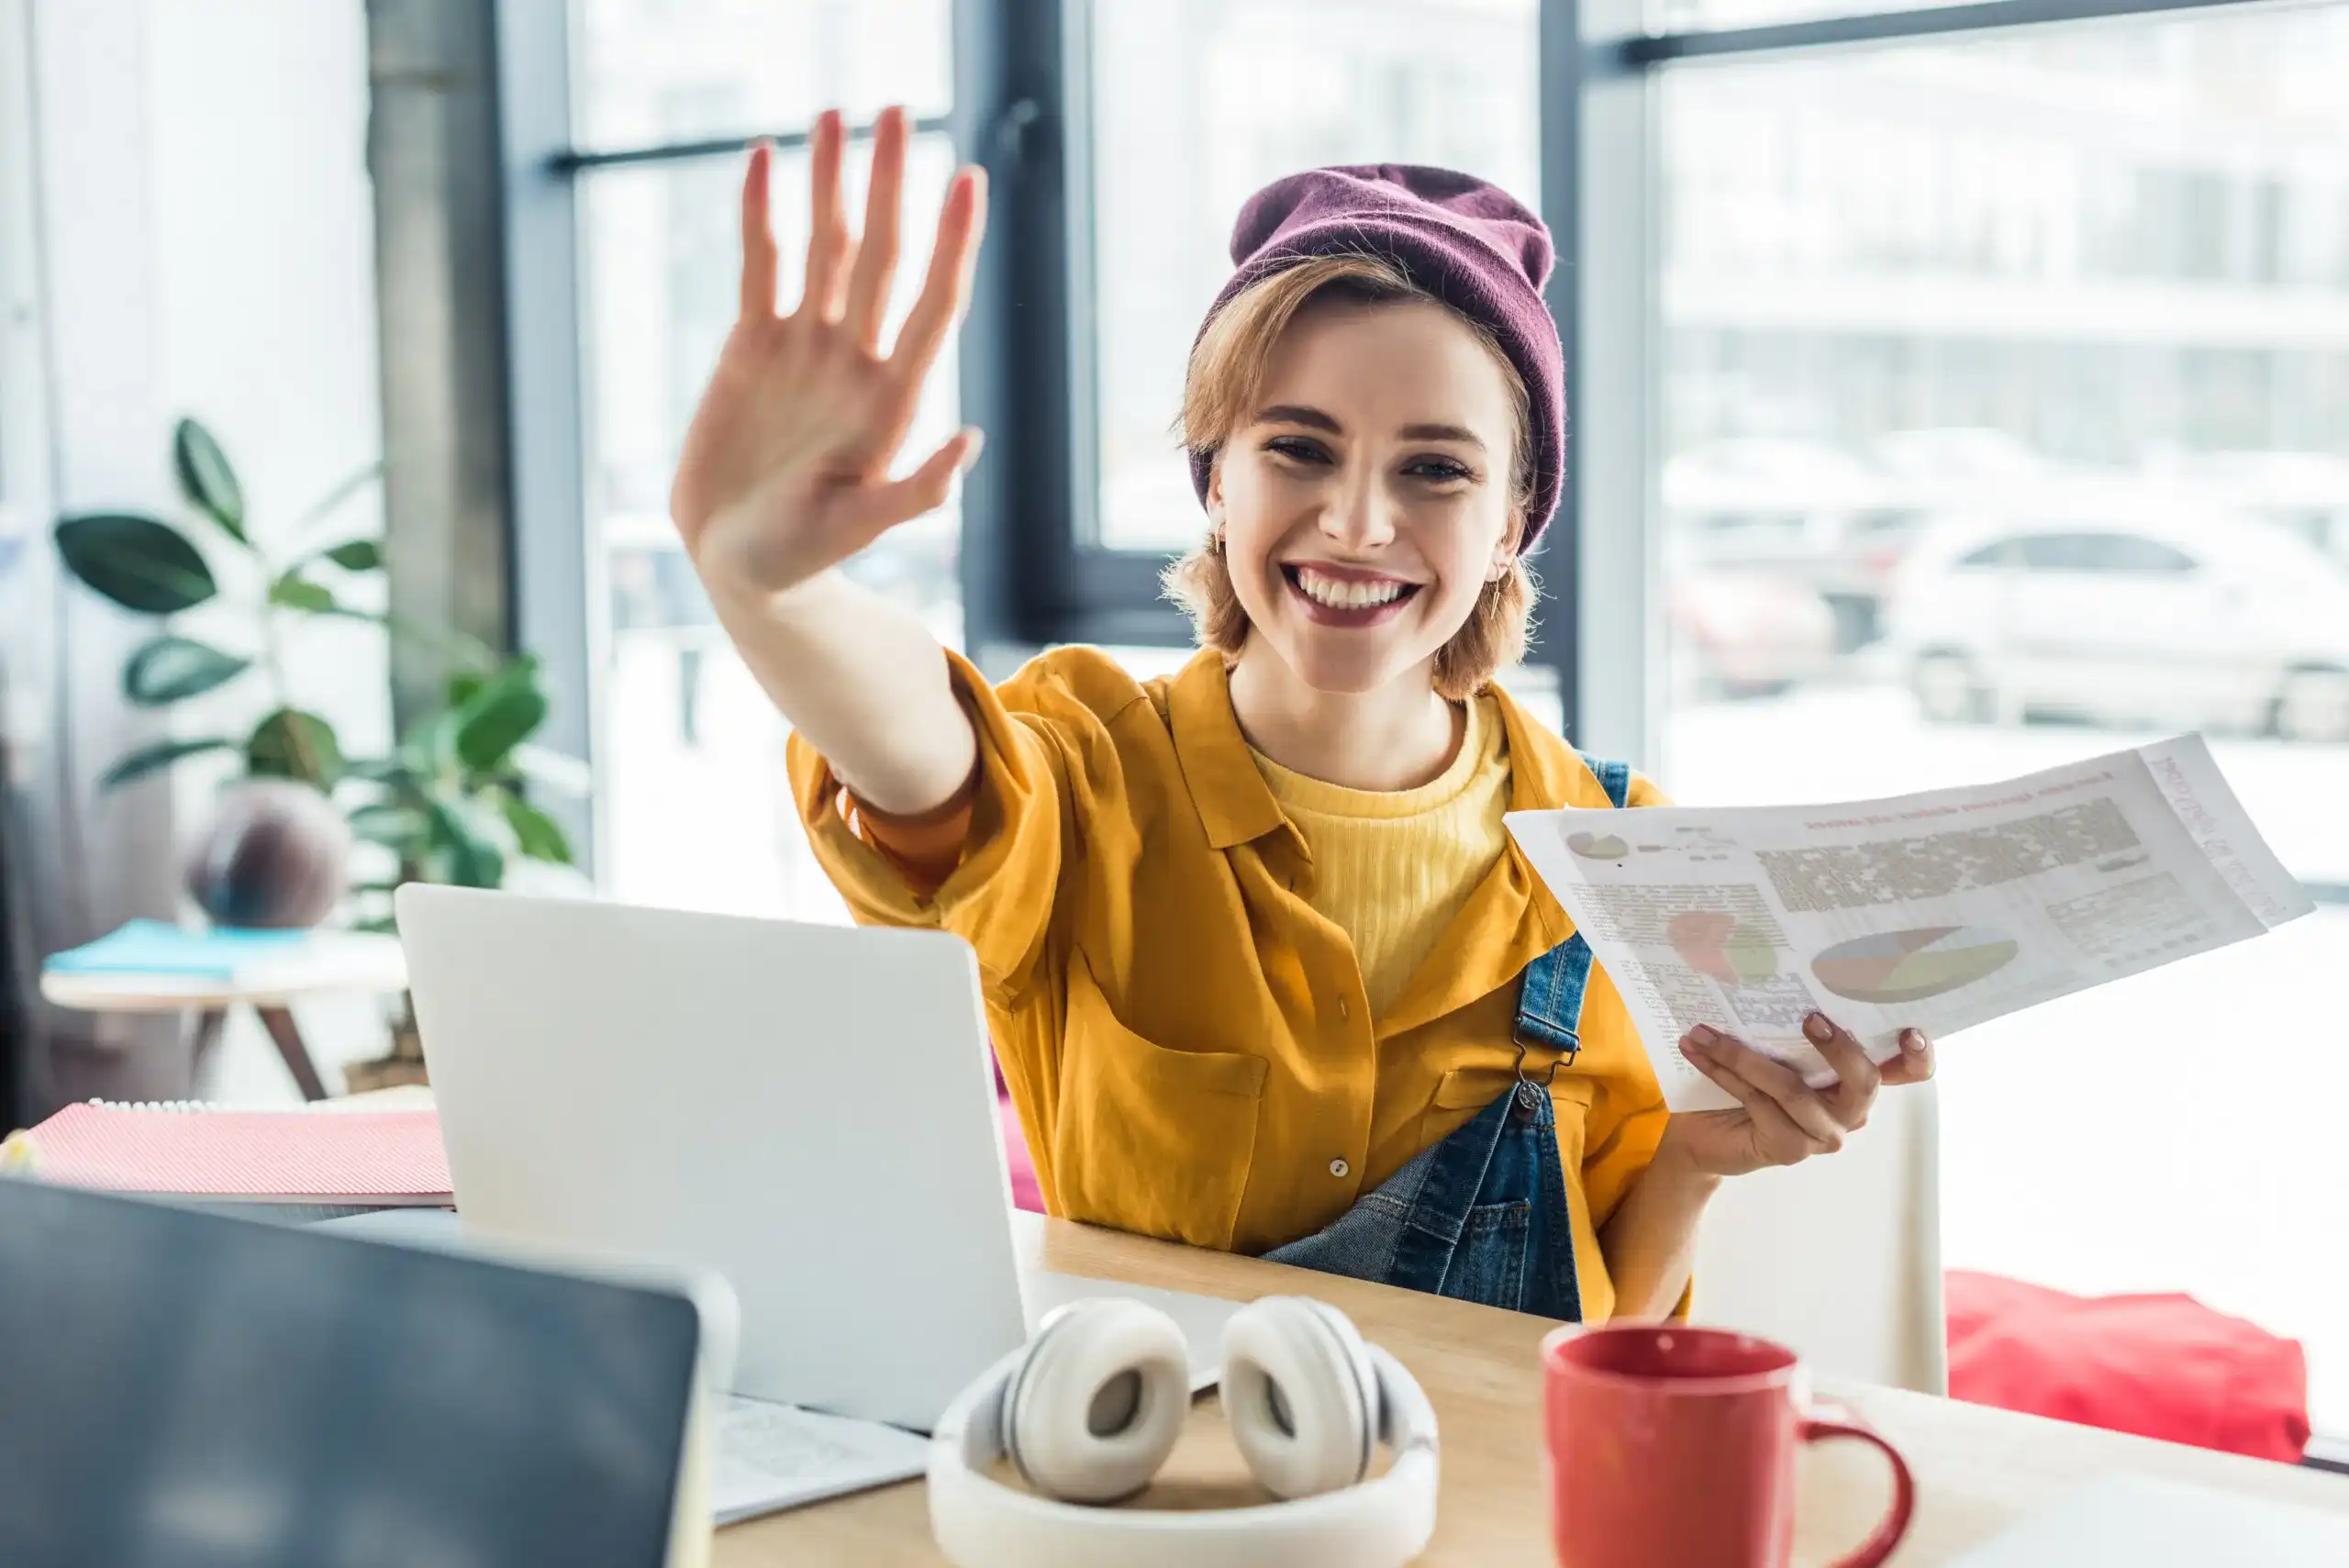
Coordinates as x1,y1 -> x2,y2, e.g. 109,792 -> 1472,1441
786,650 -> 1071,1005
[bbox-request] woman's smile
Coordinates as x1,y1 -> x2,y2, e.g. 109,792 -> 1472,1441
1281,562 -> 1426,627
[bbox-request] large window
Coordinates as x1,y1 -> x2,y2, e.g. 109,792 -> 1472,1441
1655,4 -> 2349,1425
514,0 -> 2349,1442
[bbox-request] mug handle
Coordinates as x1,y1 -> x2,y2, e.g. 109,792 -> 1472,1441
1798,1407 -> 1916,1568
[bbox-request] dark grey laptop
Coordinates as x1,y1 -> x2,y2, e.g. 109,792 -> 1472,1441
0,1177 -> 712,1568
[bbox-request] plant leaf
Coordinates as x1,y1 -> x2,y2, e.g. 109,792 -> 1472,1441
453,660 -> 549,773
340,756 -> 416,786
268,574 -> 339,614
172,418 -> 248,543
54,513 -> 217,614
446,669 -> 487,709
427,797 -> 505,889
348,802 -> 428,847
497,793 -> 573,863
410,714 -> 462,774
322,539 -> 383,572
247,707 -> 343,789
98,736 -> 238,791
122,635 -> 251,706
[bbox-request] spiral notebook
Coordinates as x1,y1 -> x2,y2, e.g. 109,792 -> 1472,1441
3,1101 -> 452,1212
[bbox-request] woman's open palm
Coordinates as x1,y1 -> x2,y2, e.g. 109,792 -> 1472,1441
670,106 -> 986,602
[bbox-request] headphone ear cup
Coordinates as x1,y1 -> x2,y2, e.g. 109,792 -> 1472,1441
999,1299 -> 1190,1505
1220,1296 -> 1380,1500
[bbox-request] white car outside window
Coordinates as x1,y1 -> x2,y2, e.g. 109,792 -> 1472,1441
1884,505 -> 2349,742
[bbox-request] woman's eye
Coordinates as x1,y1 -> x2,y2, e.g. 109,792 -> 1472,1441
1407,458 -> 1475,484
1266,436 -> 1330,464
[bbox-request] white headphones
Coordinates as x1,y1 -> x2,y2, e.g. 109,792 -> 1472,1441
928,1296 -> 1440,1568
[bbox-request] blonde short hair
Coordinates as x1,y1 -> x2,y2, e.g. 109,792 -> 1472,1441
1163,252 -> 1538,702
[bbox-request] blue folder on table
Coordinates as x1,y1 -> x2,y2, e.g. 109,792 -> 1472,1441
42,920 -> 314,981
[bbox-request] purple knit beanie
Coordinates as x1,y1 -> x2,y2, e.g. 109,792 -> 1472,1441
1186,163 -> 1564,553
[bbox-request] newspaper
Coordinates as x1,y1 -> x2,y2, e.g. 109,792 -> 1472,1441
1504,735 -> 2313,1113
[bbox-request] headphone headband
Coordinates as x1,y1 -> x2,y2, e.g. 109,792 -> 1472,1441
929,1342 -> 1440,1568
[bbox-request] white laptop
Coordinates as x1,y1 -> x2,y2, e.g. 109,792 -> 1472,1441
1950,1474 -> 2349,1565
395,884 -> 1230,1437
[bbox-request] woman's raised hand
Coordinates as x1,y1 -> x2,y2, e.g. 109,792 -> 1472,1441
670,106 -> 986,603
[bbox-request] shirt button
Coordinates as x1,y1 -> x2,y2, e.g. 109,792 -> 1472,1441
1329,1158 -> 1351,1179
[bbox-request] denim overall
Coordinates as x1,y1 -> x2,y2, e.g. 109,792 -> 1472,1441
1263,754 -> 1633,1322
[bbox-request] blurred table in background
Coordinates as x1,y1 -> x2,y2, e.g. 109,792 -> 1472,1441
41,930 -> 408,1102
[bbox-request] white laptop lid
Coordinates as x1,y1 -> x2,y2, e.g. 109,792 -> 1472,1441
1949,1473 -> 2349,1567
396,884 -> 1030,1432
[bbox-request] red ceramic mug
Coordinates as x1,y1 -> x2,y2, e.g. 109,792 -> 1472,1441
1542,1323 -> 1914,1568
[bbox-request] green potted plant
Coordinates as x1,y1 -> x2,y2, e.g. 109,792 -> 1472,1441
53,416 -> 580,932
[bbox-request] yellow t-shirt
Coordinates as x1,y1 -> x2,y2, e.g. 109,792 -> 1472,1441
1248,694 -> 1511,1020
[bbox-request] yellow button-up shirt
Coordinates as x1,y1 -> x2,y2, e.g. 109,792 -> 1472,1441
787,647 -> 1672,1322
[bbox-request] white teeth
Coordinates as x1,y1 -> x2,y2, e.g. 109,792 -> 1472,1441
1296,569 -> 1406,610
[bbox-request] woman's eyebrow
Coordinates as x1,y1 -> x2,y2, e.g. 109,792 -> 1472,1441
1397,422 -> 1486,449
1255,404 -> 1342,433
1255,406 -> 1486,450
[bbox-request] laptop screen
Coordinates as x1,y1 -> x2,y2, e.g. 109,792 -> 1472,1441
0,1178 -> 699,1568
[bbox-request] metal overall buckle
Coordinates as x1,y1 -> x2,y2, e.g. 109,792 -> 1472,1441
1511,1037 -> 1567,1107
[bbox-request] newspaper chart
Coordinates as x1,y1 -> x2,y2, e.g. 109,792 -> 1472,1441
1505,736 -> 2313,1113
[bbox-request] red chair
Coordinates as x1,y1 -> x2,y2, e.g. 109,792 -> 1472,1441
1946,1270 -> 2310,1463
997,1089 -> 1043,1214
991,1060 -> 1043,1213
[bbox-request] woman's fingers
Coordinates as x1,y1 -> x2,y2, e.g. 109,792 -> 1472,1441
1687,1027 -> 1847,1149
1803,1013 -> 1879,1122
739,140 -> 779,321
1880,1028 -> 1936,1086
843,106 -> 907,350
832,428 -> 984,543
798,110 -> 854,322
889,165 -> 988,384
1682,1035 -> 1831,1164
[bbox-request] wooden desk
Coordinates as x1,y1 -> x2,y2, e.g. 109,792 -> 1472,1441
717,1212 -> 2349,1567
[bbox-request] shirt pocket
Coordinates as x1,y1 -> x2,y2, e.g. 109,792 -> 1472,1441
1420,1066 -> 1598,1173
1054,956 -> 1269,1251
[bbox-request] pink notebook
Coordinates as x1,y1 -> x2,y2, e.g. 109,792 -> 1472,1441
15,1102 -> 451,1206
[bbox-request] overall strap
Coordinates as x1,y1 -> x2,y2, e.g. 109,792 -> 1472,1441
1578,752 -> 1635,810
1513,752 -> 1634,1064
